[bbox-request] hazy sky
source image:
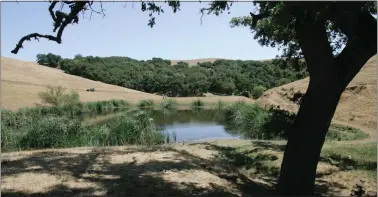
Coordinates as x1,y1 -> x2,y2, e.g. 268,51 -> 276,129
1,2 -> 280,62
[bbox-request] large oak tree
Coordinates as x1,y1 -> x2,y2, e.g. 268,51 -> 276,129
11,1 -> 377,196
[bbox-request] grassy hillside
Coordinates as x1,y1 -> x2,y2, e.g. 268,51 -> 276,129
1,57 -> 255,110
257,55 -> 377,129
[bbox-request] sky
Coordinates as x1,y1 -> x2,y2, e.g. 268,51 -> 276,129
1,2 -> 280,62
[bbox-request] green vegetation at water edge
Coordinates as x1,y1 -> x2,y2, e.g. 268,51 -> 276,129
138,99 -> 154,109
161,98 -> 178,109
37,53 -> 308,98
190,99 -> 205,108
224,102 -> 370,141
1,110 -> 174,152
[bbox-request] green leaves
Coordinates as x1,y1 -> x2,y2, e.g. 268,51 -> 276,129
36,52 -> 307,98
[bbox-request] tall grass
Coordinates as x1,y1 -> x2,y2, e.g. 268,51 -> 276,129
2,99 -> 130,122
138,99 -> 154,109
224,102 -> 369,141
161,98 -> 178,109
2,111 -> 174,152
225,102 -> 271,139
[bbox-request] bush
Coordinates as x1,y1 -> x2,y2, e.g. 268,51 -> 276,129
161,98 -> 178,109
191,99 -> 204,108
38,86 -> 80,106
138,99 -> 154,108
251,85 -> 267,99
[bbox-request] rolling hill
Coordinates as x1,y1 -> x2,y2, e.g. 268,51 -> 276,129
257,55 -> 377,130
1,57 -> 253,110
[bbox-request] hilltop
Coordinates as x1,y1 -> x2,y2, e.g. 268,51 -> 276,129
1,57 -> 253,110
257,55 -> 377,130
170,58 -> 229,66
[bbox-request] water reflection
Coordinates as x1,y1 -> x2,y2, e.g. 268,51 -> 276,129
88,108 -> 240,142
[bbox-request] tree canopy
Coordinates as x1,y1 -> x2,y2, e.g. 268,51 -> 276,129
36,53 -> 308,98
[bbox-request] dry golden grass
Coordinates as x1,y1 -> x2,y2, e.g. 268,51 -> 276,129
257,55 -> 377,130
2,139 -> 376,197
1,57 -> 254,110
170,58 -> 229,66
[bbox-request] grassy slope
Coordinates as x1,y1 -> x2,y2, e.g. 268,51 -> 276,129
257,55 -> 377,130
1,57 -> 253,110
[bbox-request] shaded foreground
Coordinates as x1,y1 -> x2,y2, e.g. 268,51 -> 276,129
2,139 -> 376,197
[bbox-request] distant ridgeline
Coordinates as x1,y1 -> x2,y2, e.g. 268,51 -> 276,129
36,53 -> 308,98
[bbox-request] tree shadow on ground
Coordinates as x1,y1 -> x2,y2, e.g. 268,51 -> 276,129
1,141 -> 353,197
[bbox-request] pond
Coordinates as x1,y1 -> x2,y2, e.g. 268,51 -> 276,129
88,109 -> 240,143
148,109 -> 240,142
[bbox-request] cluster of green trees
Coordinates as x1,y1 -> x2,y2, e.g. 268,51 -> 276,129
36,53 -> 307,98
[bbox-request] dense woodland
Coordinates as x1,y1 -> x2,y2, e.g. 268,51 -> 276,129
36,53 -> 308,98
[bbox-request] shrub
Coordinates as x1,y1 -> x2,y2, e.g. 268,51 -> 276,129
251,85 -> 267,99
161,98 -> 178,109
38,86 -> 80,106
138,99 -> 154,108
191,99 -> 204,108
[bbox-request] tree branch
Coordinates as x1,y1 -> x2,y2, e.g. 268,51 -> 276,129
11,33 -> 59,54
11,1 -> 88,54
334,10 -> 377,89
249,12 -> 269,27
294,13 -> 336,81
48,1 -> 58,22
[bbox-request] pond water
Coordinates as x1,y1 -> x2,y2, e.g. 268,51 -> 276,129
146,109 -> 240,142
88,109 -> 240,143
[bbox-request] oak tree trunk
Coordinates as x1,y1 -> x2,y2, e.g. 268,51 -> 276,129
276,8 -> 377,196
276,76 -> 343,196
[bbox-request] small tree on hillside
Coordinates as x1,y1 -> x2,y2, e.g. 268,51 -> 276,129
10,1 -> 377,196
36,53 -> 62,68
251,85 -> 266,99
